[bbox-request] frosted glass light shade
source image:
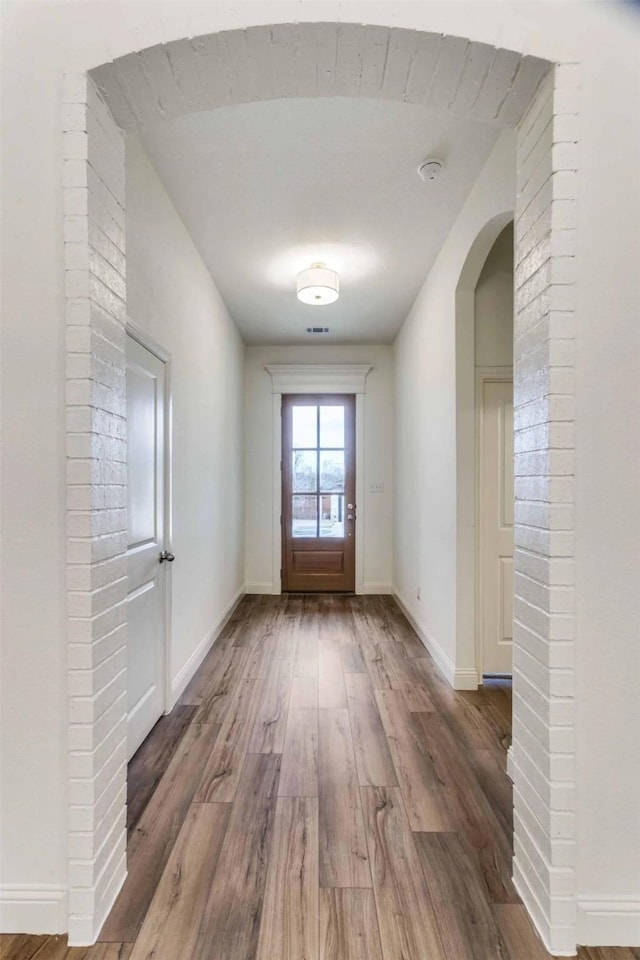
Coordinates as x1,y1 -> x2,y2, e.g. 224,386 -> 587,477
296,264 -> 339,305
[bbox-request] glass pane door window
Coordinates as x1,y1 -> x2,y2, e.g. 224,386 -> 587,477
291,405 -> 346,539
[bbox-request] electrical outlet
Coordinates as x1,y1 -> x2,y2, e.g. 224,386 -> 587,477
417,586 -> 421,601
369,480 -> 384,493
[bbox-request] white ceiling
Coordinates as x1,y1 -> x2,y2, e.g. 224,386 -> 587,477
139,97 -> 500,344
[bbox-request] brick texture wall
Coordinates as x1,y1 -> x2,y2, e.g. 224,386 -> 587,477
512,64 -> 579,955
90,26 -> 548,132
63,73 -> 128,946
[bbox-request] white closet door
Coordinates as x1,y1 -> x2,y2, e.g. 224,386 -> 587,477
480,378 -> 514,675
126,334 -> 167,758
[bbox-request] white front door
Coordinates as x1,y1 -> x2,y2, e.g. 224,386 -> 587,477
479,378 -> 514,675
126,333 -> 168,758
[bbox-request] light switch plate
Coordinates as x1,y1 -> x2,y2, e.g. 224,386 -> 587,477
369,481 -> 384,493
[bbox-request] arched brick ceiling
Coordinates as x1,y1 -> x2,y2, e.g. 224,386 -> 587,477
91,23 -> 549,131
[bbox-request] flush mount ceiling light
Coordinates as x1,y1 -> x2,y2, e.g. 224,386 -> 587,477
296,263 -> 339,305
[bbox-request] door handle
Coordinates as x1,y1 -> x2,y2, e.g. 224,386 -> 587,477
159,550 -> 175,563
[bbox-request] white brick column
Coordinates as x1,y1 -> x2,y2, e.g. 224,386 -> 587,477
511,64 -> 579,956
63,74 -> 128,945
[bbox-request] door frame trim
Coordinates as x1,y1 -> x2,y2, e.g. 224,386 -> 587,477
475,366 -> 513,680
280,393 -> 356,592
126,319 -> 173,714
266,364 -> 372,594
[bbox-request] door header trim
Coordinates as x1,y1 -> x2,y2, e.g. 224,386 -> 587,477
126,317 -> 172,364
266,363 -> 372,394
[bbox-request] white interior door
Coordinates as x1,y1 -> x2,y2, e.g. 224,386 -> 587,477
126,333 -> 168,758
479,378 -> 514,675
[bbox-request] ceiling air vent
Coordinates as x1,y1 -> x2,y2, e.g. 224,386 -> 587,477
306,326 -> 330,335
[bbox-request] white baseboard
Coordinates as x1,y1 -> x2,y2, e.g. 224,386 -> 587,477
453,666 -> 480,689
171,586 -> 244,704
392,589 -> 478,690
244,581 -> 276,594
577,898 -> 640,947
245,582 -> 393,596
0,885 -> 67,934
513,860 -> 640,951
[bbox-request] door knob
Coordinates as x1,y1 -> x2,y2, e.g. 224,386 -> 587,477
159,550 -> 175,563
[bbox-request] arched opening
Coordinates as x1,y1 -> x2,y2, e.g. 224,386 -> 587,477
58,21 -> 578,954
473,221 -> 516,681
475,223 -> 514,682
456,211 -> 514,687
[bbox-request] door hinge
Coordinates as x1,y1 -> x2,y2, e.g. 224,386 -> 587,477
280,460 -> 283,472
280,514 -> 282,526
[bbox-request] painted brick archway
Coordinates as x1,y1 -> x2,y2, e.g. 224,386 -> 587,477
63,23 -> 578,953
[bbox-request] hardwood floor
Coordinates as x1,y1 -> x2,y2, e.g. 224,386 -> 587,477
3,595 -> 639,960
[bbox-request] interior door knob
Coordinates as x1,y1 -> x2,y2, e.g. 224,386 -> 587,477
159,550 -> 175,563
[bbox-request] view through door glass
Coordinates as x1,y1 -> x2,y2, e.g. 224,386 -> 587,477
282,395 -> 355,592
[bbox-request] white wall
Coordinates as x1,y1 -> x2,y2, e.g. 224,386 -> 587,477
572,18 -> 640,938
244,345 -> 393,593
393,130 -> 516,686
1,5 -> 72,921
126,135 -> 244,697
475,222 -> 514,368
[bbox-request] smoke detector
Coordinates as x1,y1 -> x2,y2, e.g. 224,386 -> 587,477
417,159 -> 444,182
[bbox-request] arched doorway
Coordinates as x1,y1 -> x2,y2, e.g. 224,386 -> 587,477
63,24 -> 577,953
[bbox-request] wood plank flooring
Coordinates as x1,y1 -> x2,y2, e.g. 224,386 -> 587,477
3,595 -> 639,960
